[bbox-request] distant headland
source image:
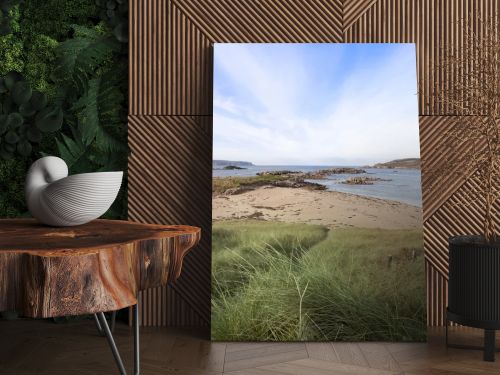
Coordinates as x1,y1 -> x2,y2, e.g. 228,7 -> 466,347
213,160 -> 253,169
371,158 -> 420,169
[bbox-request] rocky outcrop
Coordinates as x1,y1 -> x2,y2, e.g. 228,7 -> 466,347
341,177 -> 391,185
303,168 -> 366,179
257,168 -> 366,180
256,170 -> 301,176
272,180 -> 326,190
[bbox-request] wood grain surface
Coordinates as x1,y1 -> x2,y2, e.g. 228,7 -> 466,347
0,219 -> 200,318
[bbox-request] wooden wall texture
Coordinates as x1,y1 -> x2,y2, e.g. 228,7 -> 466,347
128,0 -> 499,328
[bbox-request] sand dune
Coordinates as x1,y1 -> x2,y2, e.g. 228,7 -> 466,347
213,186 -> 422,230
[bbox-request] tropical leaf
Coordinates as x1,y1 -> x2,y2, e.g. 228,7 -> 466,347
55,129 -> 93,173
35,106 -> 63,132
56,124 -> 125,174
72,69 -> 126,153
53,25 -> 120,93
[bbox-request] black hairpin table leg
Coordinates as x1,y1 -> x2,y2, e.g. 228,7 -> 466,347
94,311 -> 117,336
94,303 -> 140,375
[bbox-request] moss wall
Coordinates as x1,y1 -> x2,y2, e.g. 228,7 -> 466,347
0,0 -> 128,218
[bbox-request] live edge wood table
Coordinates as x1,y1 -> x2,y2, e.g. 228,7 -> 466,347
0,219 -> 201,375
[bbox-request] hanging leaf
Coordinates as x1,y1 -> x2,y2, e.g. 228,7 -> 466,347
11,81 -> 32,105
56,131 -> 94,173
3,142 -> 15,152
30,91 -> 48,111
17,140 -> 32,156
35,106 -> 63,132
113,22 -> 128,43
0,24 -> 10,36
72,72 -> 126,152
19,102 -> 36,117
3,72 -> 22,90
53,25 -> 120,93
0,115 -> 7,134
7,112 -> 23,128
4,130 -> 19,144
0,148 -> 13,160
26,127 -> 42,143
2,96 -> 14,114
0,78 -> 7,94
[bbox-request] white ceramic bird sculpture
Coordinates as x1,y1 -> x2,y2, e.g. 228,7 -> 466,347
25,156 -> 123,226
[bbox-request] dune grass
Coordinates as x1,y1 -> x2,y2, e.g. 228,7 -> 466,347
212,220 -> 426,342
212,174 -> 290,195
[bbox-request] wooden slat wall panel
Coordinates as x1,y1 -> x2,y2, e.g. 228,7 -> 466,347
174,0 -> 343,44
129,0 -> 168,115
167,2 -> 213,115
128,115 -> 212,326
343,0 -> 379,31
426,260 -> 447,326
129,1 -> 499,328
129,0 -> 213,116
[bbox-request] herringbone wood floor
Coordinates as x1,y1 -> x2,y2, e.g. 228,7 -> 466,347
1,320 -> 500,374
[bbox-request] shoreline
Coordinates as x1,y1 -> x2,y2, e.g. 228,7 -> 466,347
213,185 -> 422,230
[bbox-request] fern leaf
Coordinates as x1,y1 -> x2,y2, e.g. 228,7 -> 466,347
54,25 -> 120,93
72,71 -> 126,153
56,132 -> 92,173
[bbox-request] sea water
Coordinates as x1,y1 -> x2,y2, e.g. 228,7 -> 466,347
213,165 -> 422,207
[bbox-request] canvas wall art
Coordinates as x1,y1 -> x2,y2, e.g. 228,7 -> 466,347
212,43 -> 425,342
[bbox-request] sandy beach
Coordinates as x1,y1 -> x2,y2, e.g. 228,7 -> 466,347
213,186 -> 422,229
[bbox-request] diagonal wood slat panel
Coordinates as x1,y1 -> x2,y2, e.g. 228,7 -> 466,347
420,118 -> 500,324
174,0 -> 343,43
167,1 -> 214,115
343,0 -> 379,31
344,0 -> 500,116
424,175 -> 500,278
419,116 -> 474,221
129,115 -> 212,326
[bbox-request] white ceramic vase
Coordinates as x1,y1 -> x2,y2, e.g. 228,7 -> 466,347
25,156 -> 123,226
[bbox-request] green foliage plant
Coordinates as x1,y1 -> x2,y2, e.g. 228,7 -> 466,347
0,71 -> 62,159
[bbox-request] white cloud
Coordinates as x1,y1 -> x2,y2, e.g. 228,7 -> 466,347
213,44 -> 419,165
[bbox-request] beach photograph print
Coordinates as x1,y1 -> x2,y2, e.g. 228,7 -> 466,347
212,43 -> 425,342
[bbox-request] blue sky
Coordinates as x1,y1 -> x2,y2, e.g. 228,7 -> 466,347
213,43 -> 419,166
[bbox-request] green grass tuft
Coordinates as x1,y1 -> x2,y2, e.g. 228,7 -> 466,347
212,174 -> 290,195
212,220 -> 426,342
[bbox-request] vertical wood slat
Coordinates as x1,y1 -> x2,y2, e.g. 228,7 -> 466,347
426,260 -> 447,326
129,0 -> 499,327
130,0 -> 213,115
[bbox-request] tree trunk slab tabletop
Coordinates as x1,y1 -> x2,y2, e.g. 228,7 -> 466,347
0,219 -> 201,318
